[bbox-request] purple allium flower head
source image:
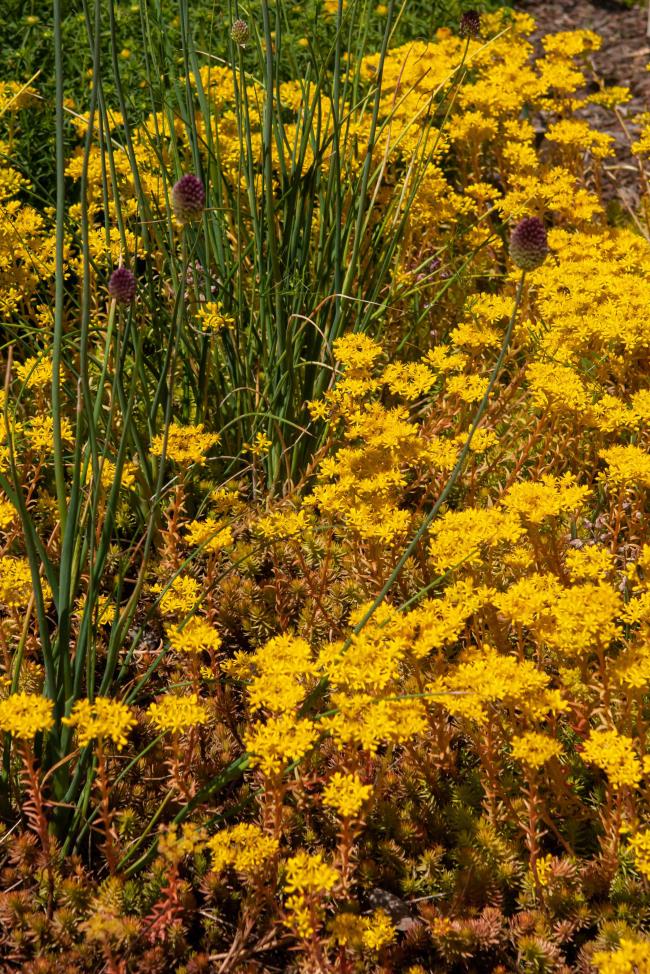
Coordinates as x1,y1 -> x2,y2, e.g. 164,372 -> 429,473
459,10 -> 481,39
172,174 -> 205,224
509,216 -> 548,271
231,19 -> 249,46
108,266 -> 136,304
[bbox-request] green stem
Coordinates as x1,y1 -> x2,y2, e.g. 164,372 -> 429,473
52,0 -> 68,533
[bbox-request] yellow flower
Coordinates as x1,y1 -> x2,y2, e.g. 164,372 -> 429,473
25,415 -> 74,452
541,28 -> 600,58
495,573 -> 562,628
362,910 -> 396,951
151,422 -> 220,465
629,829 -> 650,880
430,645 -> 566,727
323,0 -> 348,16
284,850 -> 339,895
382,362 -> 436,400
511,732 -> 562,769
246,431 -> 272,457
600,444 -> 650,489
256,507 -> 308,541
593,938 -> 650,974
425,346 -> 468,373
535,853 -> 554,887
0,557 -> 51,610
322,772 -> 373,818
147,693 -> 210,734
429,507 -> 525,572
206,823 -> 279,874
184,516 -> 234,552
0,692 -> 54,739
545,118 -> 613,159
96,458 -> 138,491
333,333 -> 382,372
14,356 -> 56,389
0,496 -> 14,531
445,374 -> 489,404
242,633 -> 313,713
582,728 -> 642,790
153,574 -> 202,616
195,301 -> 235,333
565,546 -> 614,582
502,473 -> 588,524
330,912 -> 365,948
167,617 -> 222,654
158,823 -> 205,862
526,362 -> 590,415
542,583 -> 622,657
614,645 -> 650,691
63,697 -> 135,750
245,713 -> 319,776
323,694 -> 428,752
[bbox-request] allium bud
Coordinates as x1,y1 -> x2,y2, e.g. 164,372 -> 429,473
459,10 -> 481,39
172,174 -> 205,224
509,216 -> 548,271
231,19 -> 249,46
108,266 -> 136,304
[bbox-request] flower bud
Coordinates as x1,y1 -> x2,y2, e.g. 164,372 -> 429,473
459,10 -> 480,39
108,266 -> 136,304
231,19 -> 249,46
509,217 -> 548,271
172,174 -> 206,224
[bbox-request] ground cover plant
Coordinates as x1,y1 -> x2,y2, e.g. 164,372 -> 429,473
4,0 -> 650,971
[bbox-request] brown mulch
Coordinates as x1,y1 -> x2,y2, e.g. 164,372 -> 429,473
516,0 -> 650,207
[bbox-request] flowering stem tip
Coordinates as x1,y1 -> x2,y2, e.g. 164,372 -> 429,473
172,174 -> 206,224
108,266 -> 136,304
509,216 -> 549,271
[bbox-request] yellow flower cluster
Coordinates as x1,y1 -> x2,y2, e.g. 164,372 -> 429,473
581,729 -> 642,791
255,507 -> 309,541
150,423 -> 220,465
284,850 -> 340,895
14,356 -> 54,390
283,851 -> 341,938
184,516 -> 234,553
195,301 -> 235,333
322,772 -> 373,818
510,732 -> 562,770
0,692 -> 54,739
167,617 -> 222,655
502,474 -> 588,524
147,694 -> 210,734
154,575 -> 201,617
207,823 -> 279,875
158,823 -> 205,863
63,697 -> 135,750
237,633 -> 313,713
593,939 -> 650,974
360,910 -> 396,951
430,645 -> 566,726
628,829 -> 650,880
429,507 -> 524,572
26,415 -> 74,452
245,712 -> 319,777
0,557 -> 49,610
331,910 -> 396,951
600,445 -> 650,490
